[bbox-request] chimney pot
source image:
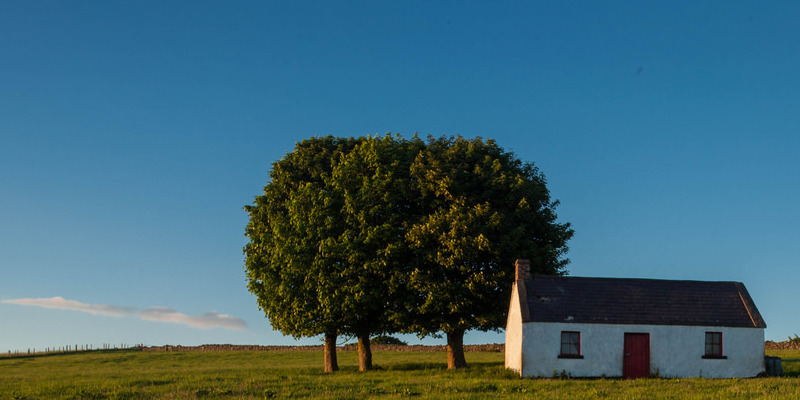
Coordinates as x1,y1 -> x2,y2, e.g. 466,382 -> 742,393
515,259 -> 531,281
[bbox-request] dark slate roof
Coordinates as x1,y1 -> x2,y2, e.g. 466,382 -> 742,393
518,276 -> 766,328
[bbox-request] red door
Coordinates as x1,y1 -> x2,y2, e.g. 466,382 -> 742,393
623,333 -> 650,379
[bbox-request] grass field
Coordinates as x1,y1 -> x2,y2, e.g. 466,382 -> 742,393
1,349 -> 799,399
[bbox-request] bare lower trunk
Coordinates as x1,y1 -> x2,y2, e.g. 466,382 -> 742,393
357,334 -> 373,371
324,332 -> 339,372
446,330 -> 467,369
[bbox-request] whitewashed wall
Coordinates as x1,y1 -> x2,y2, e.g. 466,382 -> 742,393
504,284 -> 523,374
516,322 -> 764,378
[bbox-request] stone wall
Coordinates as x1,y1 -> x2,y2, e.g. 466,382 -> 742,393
765,340 -> 800,350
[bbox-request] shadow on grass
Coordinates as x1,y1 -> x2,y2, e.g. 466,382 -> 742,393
384,362 -> 447,371
129,378 -> 176,387
318,360 -> 504,373
781,358 -> 800,377
379,361 -> 504,371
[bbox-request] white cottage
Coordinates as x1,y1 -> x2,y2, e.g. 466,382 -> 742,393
505,259 -> 766,378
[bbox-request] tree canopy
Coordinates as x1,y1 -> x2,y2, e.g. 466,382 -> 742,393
402,136 -> 573,368
244,134 -> 573,371
323,135 -> 422,370
244,136 -> 361,371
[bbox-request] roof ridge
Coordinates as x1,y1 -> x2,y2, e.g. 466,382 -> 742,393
531,275 -> 744,284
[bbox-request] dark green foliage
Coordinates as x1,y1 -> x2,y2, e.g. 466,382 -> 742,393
244,136 -> 365,371
244,135 -> 422,370
371,336 -> 408,346
244,136 -> 361,339
325,135 -> 423,339
401,136 -> 573,367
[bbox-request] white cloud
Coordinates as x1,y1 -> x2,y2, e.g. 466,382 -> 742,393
1,297 -> 247,331
139,307 -> 248,330
1,296 -> 135,317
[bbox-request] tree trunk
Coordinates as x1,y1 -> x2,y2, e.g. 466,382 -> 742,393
446,330 -> 467,369
323,332 -> 339,372
357,334 -> 373,371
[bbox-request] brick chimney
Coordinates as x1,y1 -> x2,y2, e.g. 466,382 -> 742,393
515,259 -> 531,281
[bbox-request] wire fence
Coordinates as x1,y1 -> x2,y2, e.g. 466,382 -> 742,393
2,343 -> 143,358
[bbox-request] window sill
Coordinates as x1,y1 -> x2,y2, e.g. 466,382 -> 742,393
558,354 -> 584,359
702,355 -> 727,359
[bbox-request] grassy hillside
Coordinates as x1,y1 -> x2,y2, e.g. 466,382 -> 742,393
1,349 -> 798,399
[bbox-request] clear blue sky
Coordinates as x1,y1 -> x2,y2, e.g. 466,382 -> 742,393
2,1 -> 798,352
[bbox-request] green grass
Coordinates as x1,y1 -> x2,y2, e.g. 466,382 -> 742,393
1,349 -> 799,399
772,349 -> 800,377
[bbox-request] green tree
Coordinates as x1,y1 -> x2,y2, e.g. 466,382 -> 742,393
325,134 -> 423,370
246,134 -> 572,372
244,136 -> 361,372
371,335 -> 408,345
404,135 -> 573,369
244,135 -> 420,372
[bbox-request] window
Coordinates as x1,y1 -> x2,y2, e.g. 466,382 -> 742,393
559,331 -> 583,358
703,332 -> 726,359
